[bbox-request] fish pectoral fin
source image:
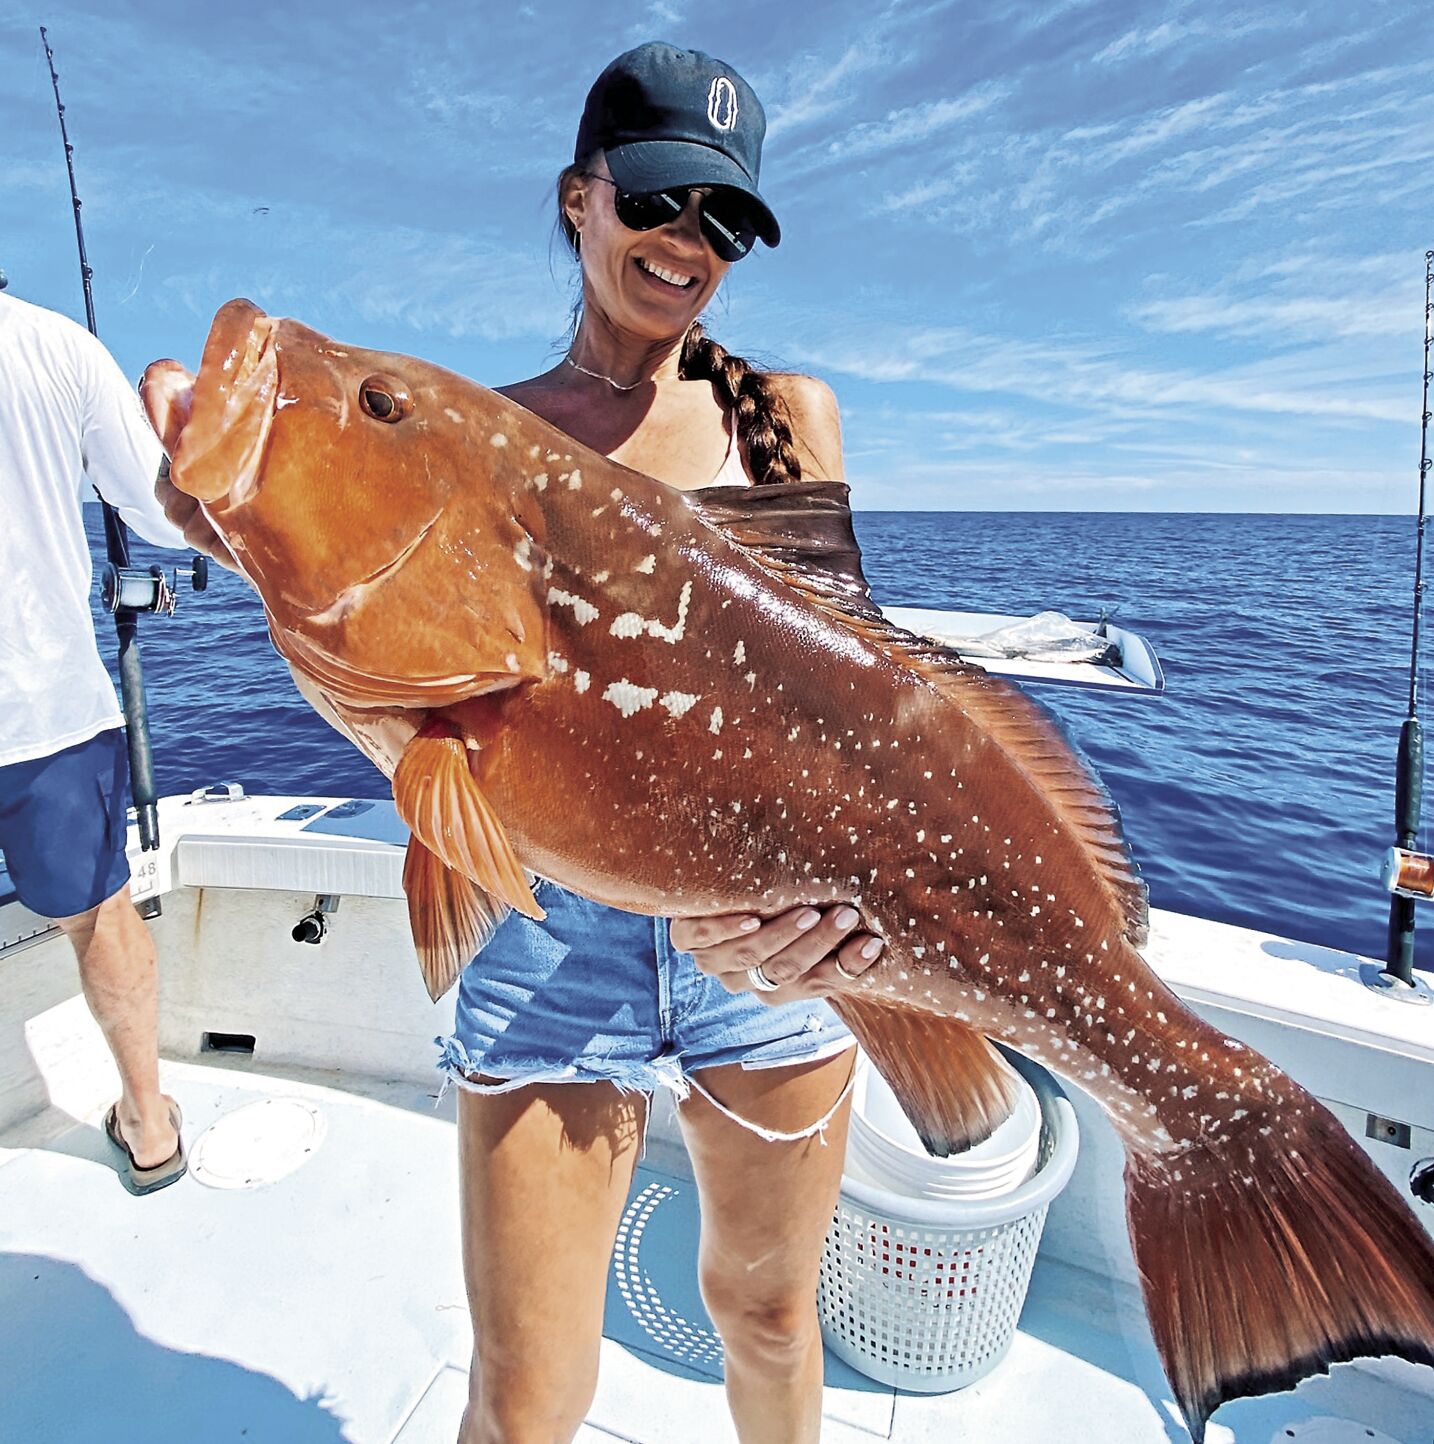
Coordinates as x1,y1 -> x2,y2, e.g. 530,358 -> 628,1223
402,838 -> 511,1001
392,720 -> 544,922
830,999 -> 1018,1155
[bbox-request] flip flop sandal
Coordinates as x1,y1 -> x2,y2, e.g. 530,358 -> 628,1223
105,1102 -> 187,1196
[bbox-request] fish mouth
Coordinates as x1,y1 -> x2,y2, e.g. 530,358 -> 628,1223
144,298 -> 279,508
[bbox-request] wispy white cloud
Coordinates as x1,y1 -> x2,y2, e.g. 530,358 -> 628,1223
784,84 -> 1008,175
762,41 -> 900,143
862,55 -> 1434,260
1093,5 -> 1297,65
814,322 -> 1409,423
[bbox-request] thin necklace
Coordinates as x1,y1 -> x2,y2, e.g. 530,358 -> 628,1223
564,353 -> 647,392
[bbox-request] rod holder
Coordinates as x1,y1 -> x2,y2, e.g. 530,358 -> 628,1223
292,894 -> 341,945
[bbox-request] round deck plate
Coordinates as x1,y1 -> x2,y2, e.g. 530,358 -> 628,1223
189,1098 -> 326,1190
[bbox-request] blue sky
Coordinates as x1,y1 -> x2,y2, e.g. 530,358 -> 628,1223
3,0 -> 1431,511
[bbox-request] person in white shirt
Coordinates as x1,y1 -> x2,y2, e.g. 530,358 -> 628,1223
0,283 -> 190,1194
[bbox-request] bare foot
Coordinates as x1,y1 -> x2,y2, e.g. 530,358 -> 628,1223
113,1093 -> 180,1168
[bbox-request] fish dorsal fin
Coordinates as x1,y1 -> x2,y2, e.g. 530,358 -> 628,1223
392,720 -> 545,922
691,481 -> 1147,946
690,480 -> 884,622
402,838 -> 511,1001
832,998 -> 1017,1154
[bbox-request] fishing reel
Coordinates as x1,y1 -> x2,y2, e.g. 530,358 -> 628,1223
1382,846 -> 1434,900
100,557 -> 208,617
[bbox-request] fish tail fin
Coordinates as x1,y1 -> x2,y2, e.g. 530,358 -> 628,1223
833,999 -> 1017,1153
402,838 -> 511,1001
1126,1100 -> 1434,1442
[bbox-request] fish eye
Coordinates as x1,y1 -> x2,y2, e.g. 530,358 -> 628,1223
359,375 -> 411,423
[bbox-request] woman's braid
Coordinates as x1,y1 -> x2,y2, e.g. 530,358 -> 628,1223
679,322 -> 803,486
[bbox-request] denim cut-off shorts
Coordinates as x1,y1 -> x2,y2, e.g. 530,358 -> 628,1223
437,881 -> 855,1139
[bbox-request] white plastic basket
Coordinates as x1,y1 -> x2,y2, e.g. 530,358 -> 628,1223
818,1047 -> 1079,1392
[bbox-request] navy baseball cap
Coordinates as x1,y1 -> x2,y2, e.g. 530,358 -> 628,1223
575,42 -> 780,248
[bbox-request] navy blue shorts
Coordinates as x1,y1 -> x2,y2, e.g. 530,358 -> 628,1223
0,728 -> 132,919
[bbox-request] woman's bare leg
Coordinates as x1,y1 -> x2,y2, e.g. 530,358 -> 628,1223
678,1049 -> 855,1444
456,1079 -> 646,1444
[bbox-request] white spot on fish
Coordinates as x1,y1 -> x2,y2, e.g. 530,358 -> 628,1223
635,554 -> 656,574
530,473 -> 549,492
660,691 -> 699,718
547,652 -> 569,673
709,706 -> 724,734
573,670 -> 590,694
610,581 -> 692,644
548,588 -> 599,625
490,433 -> 507,448
567,468 -> 583,490
513,536 -> 534,572
602,680 -> 658,717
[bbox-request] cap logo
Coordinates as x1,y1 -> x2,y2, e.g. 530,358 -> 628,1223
707,76 -> 739,133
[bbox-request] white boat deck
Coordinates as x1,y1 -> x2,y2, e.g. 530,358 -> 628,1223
3,792 -> 1433,1443
2,1053 -> 1431,1444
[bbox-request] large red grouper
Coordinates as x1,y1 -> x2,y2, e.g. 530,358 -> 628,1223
142,299 -> 1434,1441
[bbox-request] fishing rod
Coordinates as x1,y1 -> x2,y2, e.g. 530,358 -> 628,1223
1375,249 -> 1434,1004
40,26 -> 206,859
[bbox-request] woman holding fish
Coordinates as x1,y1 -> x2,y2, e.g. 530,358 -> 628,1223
147,35 -> 1434,1444
440,43 -> 880,1444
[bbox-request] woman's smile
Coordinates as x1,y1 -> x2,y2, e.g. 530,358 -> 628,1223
634,255 -> 699,291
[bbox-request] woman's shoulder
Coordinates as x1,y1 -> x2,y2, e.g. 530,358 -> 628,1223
494,374 -> 558,407
764,372 -> 843,481
766,372 -> 839,425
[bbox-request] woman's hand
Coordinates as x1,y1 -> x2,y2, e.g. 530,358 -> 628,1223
670,907 -> 884,1002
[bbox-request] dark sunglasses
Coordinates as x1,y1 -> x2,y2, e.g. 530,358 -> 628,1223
581,174 -> 759,263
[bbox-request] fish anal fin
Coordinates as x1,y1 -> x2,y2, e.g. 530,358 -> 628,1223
402,838 -> 511,1001
392,719 -> 544,922
832,998 -> 1018,1155
692,481 -> 1146,946
1127,1102 -> 1434,1442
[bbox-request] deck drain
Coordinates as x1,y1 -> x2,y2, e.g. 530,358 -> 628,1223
611,1181 -> 724,1372
189,1098 -> 326,1190
1270,1421 -> 1397,1443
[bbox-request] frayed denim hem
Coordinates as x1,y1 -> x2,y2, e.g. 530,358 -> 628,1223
433,1034 -> 690,1104
730,1035 -> 858,1074
434,1034 -> 857,1147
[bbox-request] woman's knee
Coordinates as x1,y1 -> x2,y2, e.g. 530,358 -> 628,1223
699,1270 -> 820,1368
464,1341 -> 598,1444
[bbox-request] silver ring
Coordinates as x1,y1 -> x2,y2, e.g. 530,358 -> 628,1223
746,963 -> 781,993
833,959 -> 862,983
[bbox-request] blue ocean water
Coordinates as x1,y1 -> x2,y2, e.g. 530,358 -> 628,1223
94,509 -> 1429,969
